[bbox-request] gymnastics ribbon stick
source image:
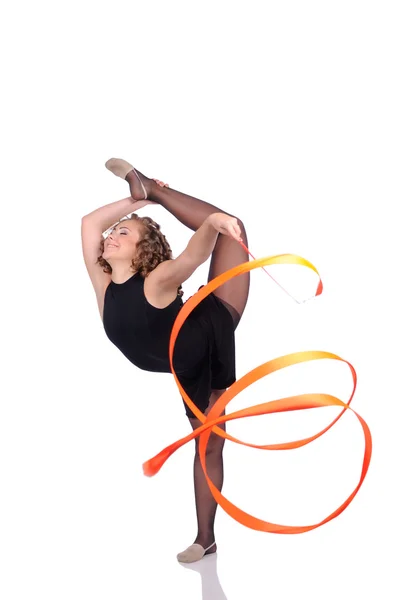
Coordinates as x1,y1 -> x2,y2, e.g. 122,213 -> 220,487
142,251 -> 372,533
237,240 -> 323,303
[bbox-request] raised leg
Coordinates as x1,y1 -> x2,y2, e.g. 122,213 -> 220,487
133,170 -> 250,329
206,221 -> 250,329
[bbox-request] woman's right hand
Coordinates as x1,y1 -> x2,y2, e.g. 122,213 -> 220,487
208,212 -> 243,242
153,178 -> 169,188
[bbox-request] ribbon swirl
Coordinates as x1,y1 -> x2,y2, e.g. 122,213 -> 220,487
142,248 -> 372,533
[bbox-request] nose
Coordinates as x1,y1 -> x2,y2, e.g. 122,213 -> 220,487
107,236 -> 118,248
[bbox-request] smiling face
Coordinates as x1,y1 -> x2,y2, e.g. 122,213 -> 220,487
102,220 -> 143,265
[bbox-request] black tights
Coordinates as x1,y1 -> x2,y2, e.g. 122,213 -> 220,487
189,389 -> 227,550
127,169 -> 250,550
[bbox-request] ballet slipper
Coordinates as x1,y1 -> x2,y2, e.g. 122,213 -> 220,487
179,551 -> 218,573
177,541 -> 216,563
105,158 -> 148,200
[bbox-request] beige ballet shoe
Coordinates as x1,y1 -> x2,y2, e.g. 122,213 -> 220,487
105,158 -> 148,200
177,541 -> 216,563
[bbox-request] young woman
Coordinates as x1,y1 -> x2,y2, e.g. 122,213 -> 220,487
81,158 -> 250,563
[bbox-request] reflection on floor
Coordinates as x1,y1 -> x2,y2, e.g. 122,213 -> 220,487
179,553 -> 228,600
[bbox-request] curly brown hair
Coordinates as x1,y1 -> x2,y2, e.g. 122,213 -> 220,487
96,213 -> 184,298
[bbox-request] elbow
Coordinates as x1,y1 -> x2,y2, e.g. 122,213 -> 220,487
81,214 -> 99,227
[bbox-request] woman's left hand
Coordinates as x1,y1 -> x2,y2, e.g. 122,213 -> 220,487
207,212 -> 243,242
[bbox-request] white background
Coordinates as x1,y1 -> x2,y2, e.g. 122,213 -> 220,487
1,1 -> 398,598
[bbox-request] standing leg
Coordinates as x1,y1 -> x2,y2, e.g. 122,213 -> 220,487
142,172 -> 249,555
177,388 -> 226,563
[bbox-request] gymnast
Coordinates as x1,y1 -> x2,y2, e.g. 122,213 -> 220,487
81,158 -> 250,562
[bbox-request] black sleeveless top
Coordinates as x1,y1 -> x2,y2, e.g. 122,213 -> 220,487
103,272 -> 209,373
103,271 -> 236,417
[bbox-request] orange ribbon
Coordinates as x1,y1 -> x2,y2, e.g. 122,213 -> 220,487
143,248 -> 372,533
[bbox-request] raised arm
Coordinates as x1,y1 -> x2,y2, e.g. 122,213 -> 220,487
148,213 -> 242,292
81,196 -> 157,319
82,197 -> 155,232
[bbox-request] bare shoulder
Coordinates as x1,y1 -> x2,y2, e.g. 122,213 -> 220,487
144,261 -> 180,309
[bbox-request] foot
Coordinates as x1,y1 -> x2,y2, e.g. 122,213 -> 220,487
177,540 -> 217,563
105,158 -> 149,201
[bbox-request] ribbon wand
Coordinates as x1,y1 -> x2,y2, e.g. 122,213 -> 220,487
238,239 -> 323,304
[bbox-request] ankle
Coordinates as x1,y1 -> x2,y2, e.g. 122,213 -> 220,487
134,170 -> 155,198
194,534 -> 215,548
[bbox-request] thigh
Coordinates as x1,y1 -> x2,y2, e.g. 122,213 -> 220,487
208,223 -> 250,328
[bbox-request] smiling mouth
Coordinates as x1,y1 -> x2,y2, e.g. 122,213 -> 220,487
107,245 -> 118,249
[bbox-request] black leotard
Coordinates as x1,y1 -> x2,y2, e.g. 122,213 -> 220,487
103,271 -> 236,417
